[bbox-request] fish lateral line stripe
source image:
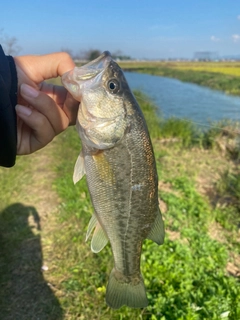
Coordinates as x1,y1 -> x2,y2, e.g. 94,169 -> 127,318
122,138 -> 133,273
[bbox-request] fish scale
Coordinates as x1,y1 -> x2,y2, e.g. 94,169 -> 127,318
62,51 -> 165,309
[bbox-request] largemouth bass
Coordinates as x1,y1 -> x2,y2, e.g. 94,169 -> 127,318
62,51 -> 165,309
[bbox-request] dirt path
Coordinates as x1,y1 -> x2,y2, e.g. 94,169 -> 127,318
0,138 -> 64,320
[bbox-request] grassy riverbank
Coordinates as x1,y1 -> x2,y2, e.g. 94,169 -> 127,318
119,61 -> 240,95
0,91 -> 239,319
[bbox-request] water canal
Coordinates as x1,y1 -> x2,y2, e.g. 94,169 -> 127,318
125,72 -> 240,126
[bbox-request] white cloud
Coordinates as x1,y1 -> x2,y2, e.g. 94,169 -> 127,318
210,35 -> 220,42
237,15 -> 240,20
232,34 -> 240,42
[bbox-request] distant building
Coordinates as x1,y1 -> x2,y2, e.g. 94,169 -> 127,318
193,51 -> 219,61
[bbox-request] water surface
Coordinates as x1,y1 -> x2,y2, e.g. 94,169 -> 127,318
125,72 -> 240,125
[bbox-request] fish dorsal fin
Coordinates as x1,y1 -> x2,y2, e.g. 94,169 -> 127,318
91,222 -> 109,253
85,213 -> 98,242
73,151 -> 85,184
147,207 -> 165,245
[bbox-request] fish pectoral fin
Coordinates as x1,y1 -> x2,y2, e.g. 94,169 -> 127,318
147,207 -> 165,245
91,222 -> 109,253
73,151 -> 85,184
85,213 -> 98,242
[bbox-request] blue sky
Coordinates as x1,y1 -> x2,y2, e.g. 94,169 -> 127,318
1,0 -> 240,59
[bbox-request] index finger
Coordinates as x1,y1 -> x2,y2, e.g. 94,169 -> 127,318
14,52 -> 75,83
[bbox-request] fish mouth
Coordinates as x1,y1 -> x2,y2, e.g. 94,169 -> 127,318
73,51 -> 112,81
82,51 -> 112,71
62,51 -> 112,101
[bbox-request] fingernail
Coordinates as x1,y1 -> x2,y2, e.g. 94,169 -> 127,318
16,104 -> 32,116
21,83 -> 39,98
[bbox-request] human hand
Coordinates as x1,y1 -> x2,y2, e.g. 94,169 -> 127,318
14,52 -> 79,155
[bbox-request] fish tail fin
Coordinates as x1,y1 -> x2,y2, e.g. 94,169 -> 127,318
106,268 -> 148,309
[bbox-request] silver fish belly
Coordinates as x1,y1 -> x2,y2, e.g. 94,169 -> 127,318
62,51 -> 165,309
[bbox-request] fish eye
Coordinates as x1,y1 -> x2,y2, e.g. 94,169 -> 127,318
107,79 -> 120,93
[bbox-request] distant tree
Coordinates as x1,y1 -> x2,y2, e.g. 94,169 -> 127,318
68,48 -> 132,61
86,49 -> 102,61
0,29 -> 21,55
83,49 -> 102,61
82,49 -> 132,61
112,50 -> 132,60
111,50 -> 122,59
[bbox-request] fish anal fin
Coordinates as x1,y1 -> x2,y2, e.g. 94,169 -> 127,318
73,151 -> 85,184
106,269 -> 148,309
91,222 -> 108,253
147,207 -> 165,245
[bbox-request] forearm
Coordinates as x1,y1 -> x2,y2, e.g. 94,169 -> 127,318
0,45 -> 18,167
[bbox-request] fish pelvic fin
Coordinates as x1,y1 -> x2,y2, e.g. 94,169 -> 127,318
73,151 -> 85,184
147,207 -> 165,245
106,269 -> 148,309
91,222 -> 109,253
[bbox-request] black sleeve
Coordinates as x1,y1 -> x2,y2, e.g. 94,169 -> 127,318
0,45 -> 18,167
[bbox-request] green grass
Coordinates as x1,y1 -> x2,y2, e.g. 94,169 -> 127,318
214,168 -> 240,232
